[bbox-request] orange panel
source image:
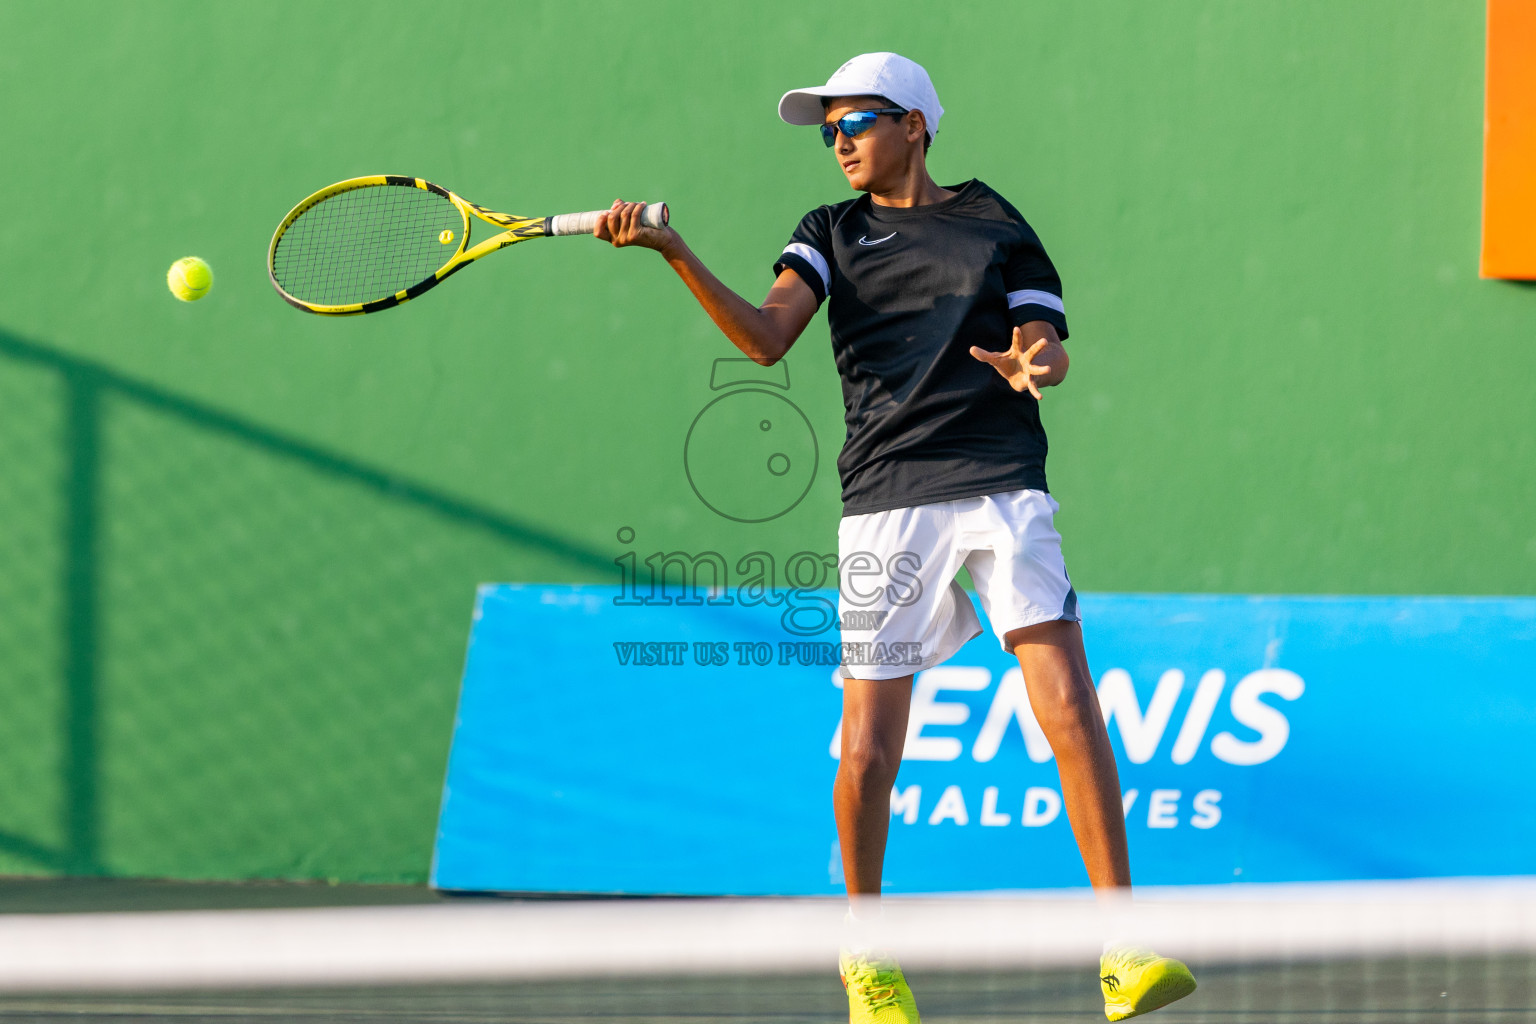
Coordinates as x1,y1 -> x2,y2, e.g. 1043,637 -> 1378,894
1482,0 -> 1536,279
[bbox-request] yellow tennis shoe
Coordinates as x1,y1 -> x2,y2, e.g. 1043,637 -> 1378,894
1099,947 -> 1196,1020
839,948 -> 921,1024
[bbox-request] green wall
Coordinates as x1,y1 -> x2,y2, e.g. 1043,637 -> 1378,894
0,1 -> 1528,882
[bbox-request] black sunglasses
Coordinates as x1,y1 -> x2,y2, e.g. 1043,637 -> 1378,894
820,108 -> 908,147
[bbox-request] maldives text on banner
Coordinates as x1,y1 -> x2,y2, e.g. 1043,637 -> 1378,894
432,585 -> 1536,894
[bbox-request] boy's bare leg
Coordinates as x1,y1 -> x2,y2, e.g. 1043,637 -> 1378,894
834,675 -> 914,899
1005,619 -> 1131,890
833,678 -> 923,1020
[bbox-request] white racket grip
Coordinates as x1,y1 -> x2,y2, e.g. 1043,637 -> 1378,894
548,202 -> 669,237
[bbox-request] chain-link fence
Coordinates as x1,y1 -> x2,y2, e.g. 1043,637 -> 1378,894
0,329 -> 610,883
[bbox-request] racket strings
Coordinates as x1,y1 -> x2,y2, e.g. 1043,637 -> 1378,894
272,185 -> 464,307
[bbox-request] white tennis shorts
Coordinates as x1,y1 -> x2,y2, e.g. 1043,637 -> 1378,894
835,488 -> 1079,680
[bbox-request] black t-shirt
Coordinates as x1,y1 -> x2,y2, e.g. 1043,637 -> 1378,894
774,178 -> 1069,517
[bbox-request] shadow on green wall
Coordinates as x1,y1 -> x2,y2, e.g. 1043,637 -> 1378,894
0,329 -> 613,877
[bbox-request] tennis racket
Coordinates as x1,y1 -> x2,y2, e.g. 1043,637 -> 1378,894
267,175 -> 669,316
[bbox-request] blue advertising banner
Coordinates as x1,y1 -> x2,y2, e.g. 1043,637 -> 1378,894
432,585 -> 1536,894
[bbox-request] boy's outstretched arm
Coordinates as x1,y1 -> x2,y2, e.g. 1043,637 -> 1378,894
595,200 -> 818,367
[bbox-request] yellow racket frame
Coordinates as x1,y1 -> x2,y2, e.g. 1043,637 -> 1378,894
267,175 -> 550,316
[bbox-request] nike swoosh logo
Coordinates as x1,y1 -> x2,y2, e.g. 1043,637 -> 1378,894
857,232 -> 897,246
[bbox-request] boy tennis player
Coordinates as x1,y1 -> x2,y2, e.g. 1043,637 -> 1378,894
596,52 -> 1195,1023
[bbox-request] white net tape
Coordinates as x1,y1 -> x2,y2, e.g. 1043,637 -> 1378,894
0,878 -> 1532,992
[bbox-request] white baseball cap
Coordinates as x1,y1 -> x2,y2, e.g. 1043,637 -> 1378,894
778,52 -> 944,141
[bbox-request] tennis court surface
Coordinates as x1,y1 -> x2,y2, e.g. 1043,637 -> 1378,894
0,877 -> 1532,1023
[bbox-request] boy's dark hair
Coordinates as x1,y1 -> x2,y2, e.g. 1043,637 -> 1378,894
821,95 -> 932,153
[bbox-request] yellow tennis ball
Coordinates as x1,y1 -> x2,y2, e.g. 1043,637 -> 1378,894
167,256 -> 213,302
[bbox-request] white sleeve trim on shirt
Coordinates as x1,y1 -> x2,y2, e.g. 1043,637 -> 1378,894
782,243 -> 832,295
1007,289 -> 1065,315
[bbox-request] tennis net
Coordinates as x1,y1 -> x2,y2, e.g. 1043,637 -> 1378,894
0,877 -> 1532,1021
